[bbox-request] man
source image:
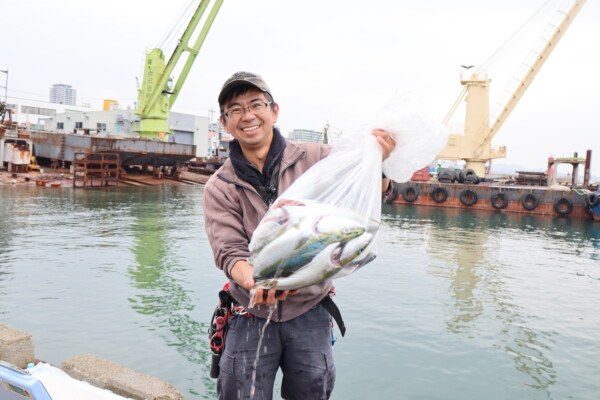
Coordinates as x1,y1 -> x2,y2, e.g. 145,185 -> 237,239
203,71 -> 395,399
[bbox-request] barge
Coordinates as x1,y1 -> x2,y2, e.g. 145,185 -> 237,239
388,180 -> 596,219
30,131 -> 196,167
387,153 -> 598,220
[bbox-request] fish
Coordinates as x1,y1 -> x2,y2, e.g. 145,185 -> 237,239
252,220 -> 365,280
251,208 -> 367,275
249,198 -> 379,290
249,227 -> 305,274
248,201 -> 296,255
339,232 -> 374,265
254,243 -> 344,291
326,252 -> 377,281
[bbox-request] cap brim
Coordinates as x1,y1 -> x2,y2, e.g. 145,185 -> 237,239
218,80 -> 270,105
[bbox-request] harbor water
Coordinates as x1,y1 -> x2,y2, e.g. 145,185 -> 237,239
1,185 -> 599,399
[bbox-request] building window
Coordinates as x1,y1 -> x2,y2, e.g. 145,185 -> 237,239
97,123 -> 107,131
75,122 -> 83,129
57,122 -> 64,129
21,106 -> 56,116
38,107 -> 55,116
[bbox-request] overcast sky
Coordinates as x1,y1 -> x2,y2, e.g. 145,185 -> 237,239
2,0 -> 599,176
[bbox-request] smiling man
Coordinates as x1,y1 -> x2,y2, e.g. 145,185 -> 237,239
203,71 -> 395,399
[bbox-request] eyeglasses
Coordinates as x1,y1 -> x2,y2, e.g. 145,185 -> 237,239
223,101 -> 273,119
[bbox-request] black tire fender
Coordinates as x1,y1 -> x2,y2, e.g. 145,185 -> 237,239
521,192 -> 540,211
554,197 -> 573,215
384,182 -> 398,204
587,193 -> 599,207
402,186 -> 419,202
438,168 -> 456,183
459,189 -> 478,206
462,168 -> 476,178
431,187 -> 449,203
585,204 -> 594,216
491,192 -> 509,209
463,175 -> 480,185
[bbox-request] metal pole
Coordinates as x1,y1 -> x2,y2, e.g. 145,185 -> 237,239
583,149 -> 592,188
0,69 -> 8,103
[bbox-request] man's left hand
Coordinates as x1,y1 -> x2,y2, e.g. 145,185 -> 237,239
371,129 -> 396,160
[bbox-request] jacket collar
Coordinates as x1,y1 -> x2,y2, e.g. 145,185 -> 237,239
229,127 -> 287,188
217,139 -> 305,186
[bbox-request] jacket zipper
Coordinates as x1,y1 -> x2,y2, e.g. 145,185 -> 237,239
217,150 -> 306,204
218,150 -> 306,322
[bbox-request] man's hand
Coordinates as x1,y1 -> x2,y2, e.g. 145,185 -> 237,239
231,260 -> 298,306
371,129 -> 395,192
371,129 -> 396,160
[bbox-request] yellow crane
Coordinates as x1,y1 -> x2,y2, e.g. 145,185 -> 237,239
134,0 -> 223,140
437,0 -> 587,177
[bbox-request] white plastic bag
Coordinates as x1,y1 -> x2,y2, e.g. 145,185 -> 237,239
249,92 -> 448,290
374,92 -> 449,183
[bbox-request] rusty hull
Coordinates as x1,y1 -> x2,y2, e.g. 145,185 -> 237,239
391,181 -> 592,219
30,131 -> 195,166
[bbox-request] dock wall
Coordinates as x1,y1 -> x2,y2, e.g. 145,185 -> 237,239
0,324 -> 183,400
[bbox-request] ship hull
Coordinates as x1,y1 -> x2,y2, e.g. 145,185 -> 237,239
390,181 -> 593,219
30,131 -> 195,167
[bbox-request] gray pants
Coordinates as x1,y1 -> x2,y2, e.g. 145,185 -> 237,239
217,304 -> 336,400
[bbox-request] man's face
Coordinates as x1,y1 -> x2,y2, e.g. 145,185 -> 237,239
220,88 -> 279,151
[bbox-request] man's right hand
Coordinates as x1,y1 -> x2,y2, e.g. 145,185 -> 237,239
232,260 -> 298,306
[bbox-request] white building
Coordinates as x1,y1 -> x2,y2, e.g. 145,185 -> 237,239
4,96 -> 91,130
287,129 -> 323,143
49,84 -> 76,105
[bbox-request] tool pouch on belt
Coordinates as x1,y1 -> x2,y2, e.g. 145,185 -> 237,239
208,286 -> 233,379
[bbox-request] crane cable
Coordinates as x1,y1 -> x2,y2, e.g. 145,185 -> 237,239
444,0 -> 566,126
476,0 -> 560,74
156,0 -> 198,51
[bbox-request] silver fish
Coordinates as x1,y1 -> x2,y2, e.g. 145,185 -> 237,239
339,232 -> 374,265
249,227 -> 305,273
255,243 -> 344,291
249,219 -> 287,254
252,222 -> 365,280
327,252 -> 377,281
249,198 -> 379,289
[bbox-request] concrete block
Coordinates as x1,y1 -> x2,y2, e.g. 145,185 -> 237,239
62,354 -> 183,400
0,324 -> 35,368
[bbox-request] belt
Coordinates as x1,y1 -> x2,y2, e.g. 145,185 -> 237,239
231,293 -> 346,336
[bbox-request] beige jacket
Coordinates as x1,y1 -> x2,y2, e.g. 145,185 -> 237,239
203,140 -> 332,321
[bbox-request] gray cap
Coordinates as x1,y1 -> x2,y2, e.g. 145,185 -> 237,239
218,71 -> 271,105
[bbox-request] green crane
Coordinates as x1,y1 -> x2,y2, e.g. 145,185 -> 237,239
135,0 -> 223,140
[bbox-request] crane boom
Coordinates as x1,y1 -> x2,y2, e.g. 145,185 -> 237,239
135,0 -> 223,140
476,0 -> 586,158
437,0 -> 587,176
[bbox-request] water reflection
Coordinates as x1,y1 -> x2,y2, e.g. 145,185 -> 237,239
126,189 -> 215,398
383,205 -> 564,396
0,189 -> 16,309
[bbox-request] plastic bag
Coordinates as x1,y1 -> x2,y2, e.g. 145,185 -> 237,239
374,92 -> 449,183
248,92 -> 447,290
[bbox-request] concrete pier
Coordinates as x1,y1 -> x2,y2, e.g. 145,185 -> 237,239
0,325 -> 35,368
0,324 -> 183,400
62,354 -> 183,400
